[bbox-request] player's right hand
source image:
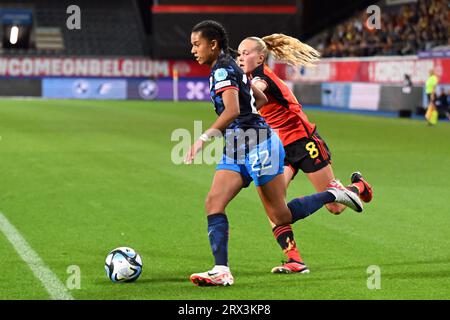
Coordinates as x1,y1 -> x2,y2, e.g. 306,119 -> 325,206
184,139 -> 204,164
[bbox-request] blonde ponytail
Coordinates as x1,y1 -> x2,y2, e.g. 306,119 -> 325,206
257,33 -> 320,67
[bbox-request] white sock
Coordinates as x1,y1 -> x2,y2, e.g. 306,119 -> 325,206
212,265 -> 230,273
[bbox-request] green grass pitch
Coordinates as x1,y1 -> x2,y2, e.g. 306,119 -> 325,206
0,99 -> 449,300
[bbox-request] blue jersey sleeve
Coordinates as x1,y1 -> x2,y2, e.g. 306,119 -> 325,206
212,66 -> 239,95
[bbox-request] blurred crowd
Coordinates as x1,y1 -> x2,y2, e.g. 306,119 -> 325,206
317,0 -> 449,57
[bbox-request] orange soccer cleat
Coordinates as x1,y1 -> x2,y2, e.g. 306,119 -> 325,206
350,172 -> 373,203
271,260 -> 310,274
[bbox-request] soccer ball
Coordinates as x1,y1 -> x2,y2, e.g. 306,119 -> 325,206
104,247 -> 143,283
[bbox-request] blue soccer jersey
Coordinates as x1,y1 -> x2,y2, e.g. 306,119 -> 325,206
209,53 -> 284,187
209,53 -> 269,132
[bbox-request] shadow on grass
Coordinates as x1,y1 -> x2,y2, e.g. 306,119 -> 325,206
132,277 -> 186,284
316,257 -> 450,272
296,257 -> 450,283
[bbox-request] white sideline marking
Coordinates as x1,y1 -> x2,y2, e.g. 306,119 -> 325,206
0,212 -> 74,300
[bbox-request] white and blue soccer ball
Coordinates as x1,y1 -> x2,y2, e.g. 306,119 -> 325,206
104,247 -> 142,283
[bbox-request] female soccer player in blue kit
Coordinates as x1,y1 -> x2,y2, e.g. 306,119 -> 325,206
184,20 -> 362,286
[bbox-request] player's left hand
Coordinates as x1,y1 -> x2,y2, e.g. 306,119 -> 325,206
184,139 -> 204,164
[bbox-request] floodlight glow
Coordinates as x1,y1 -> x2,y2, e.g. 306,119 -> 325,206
10,26 -> 19,45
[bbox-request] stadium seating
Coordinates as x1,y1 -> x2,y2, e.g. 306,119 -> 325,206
312,0 -> 448,57
1,0 -> 147,56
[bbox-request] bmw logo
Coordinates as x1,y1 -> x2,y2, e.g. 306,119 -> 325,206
138,80 -> 158,100
72,80 -> 90,97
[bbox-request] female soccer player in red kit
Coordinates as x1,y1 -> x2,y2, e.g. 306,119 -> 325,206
237,34 -> 373,273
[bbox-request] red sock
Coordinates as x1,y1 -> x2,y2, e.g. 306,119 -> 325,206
272,225 -> 303,263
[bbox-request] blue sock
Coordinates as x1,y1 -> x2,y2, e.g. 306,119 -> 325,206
288,192 -> 336,223
207,213 -> 229,266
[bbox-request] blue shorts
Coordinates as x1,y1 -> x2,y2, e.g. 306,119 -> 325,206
216,132 -> 285,187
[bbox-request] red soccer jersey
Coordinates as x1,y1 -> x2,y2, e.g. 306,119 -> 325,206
251,64 -> 316,146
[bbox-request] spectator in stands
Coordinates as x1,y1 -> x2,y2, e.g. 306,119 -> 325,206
319,0 -> 449,57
